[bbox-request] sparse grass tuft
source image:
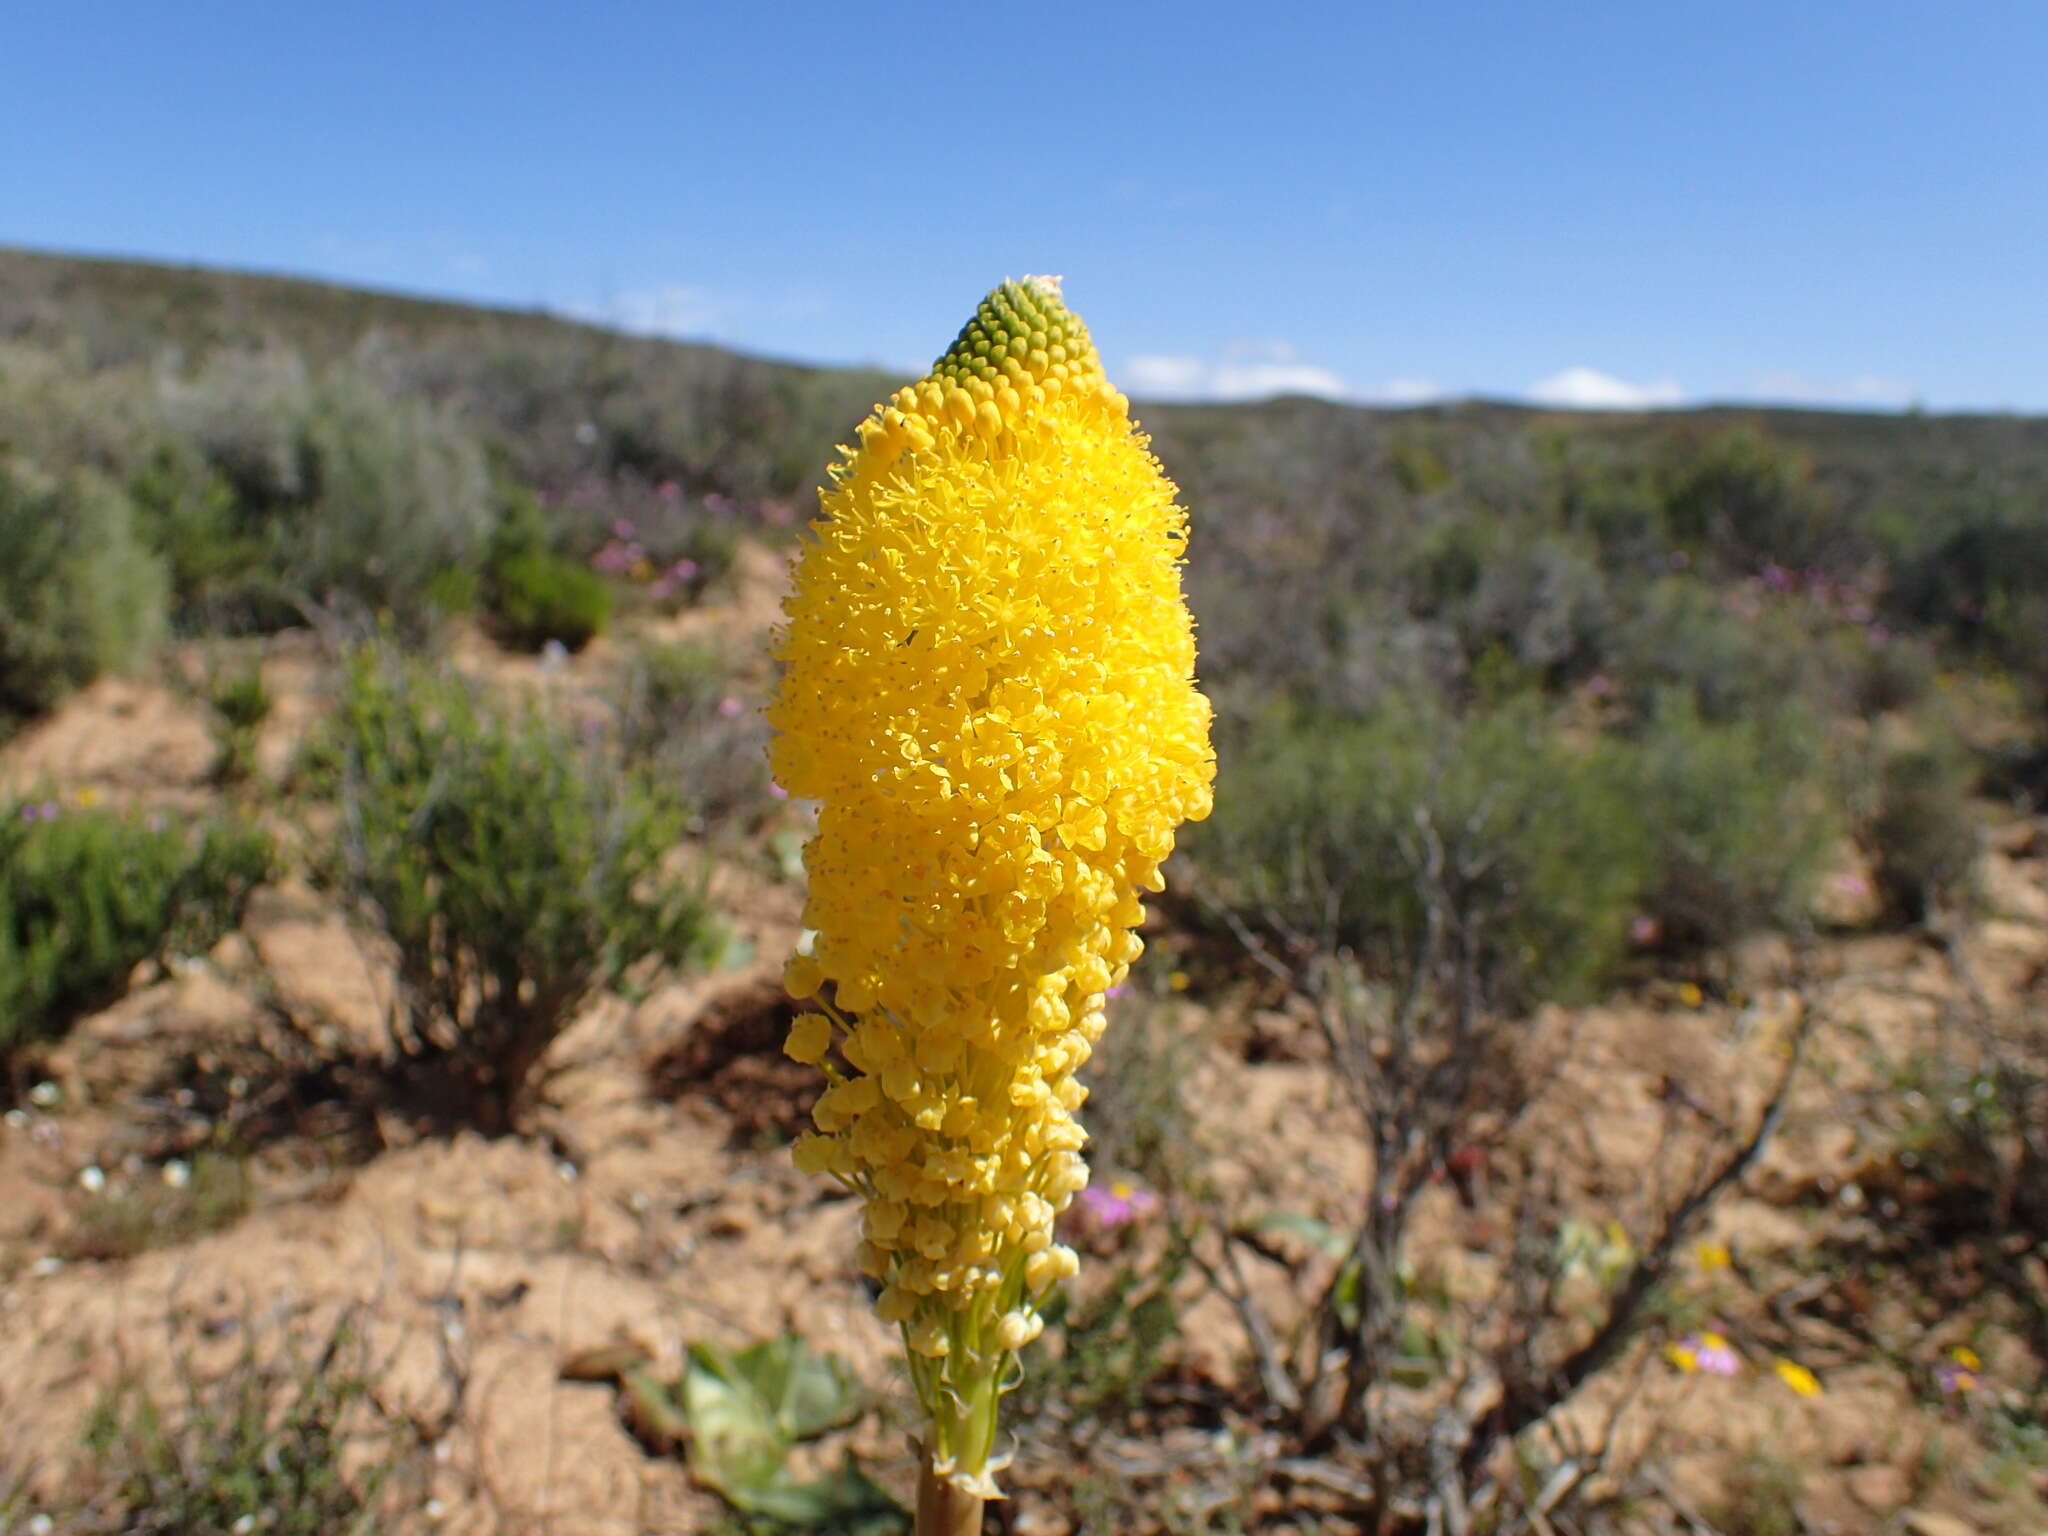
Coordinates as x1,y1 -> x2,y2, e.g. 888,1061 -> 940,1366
61,1308 -> 421,1536
59,1152 -> 254,1263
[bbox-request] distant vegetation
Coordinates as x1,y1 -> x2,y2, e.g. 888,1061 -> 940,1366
4,240 -> 2043,1015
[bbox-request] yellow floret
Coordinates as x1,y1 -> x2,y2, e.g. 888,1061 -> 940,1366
783,1012 -> 833,1065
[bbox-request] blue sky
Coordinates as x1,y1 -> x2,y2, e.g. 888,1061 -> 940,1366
7,2 -> 2044,412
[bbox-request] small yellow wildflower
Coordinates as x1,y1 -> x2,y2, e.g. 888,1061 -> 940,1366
1937,1345 -> 1982,1395
770,276 -> 1214,1497
1695,1241 -> 1732,1272
1772,1358 -> 1823,1398
1677,981 -> 1704,1009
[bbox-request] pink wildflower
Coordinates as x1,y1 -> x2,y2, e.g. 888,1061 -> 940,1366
1666,1331 -> 1741,1377
1077,1180 -> 1158,1230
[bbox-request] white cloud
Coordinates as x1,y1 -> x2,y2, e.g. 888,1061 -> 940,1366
1527,366 -> 1685,410
1124,340 -> 1439,405
1362,376 -> 1445,406
1123,354 -> 1213,396
1747,372 -> 1916,409
568,284 -> 729,339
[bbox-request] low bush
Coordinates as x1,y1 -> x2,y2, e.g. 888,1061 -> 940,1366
1888,505 -> 2048,674
1457,531 -> 1612,681
156,349 -> 312,515
1891,1049 -> 2048,1241
1200,683 -> 1841,984
1628,692 -> 1838,950
1658,423 -> 1829,570
0,461 -> 169,726
1196,691 -> 1648,1011
1836,626 -> 1938,718
548,476 -> 745,607
487,546 -> 614,651
285,373 -> 494,635
615,640 -> 769,835
1610,576 -> 1825,724
153,358 -> 496,636
126,442 -> 261,633
318,649 -> 724,1131
1186,685 -> 1824,1526
201,660 -> 272,784
0,800 -> 272,1082
1867,735 -> 1980,922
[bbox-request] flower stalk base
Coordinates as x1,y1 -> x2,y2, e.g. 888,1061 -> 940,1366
917,1448 -> 986,1536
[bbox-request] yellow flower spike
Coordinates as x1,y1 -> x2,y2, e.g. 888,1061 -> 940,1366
770,277 -> 1214,1507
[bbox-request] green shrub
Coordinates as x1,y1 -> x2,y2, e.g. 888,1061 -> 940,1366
126,442 -> 260,632
1659,424 -> 1827,568
1196,692 -> 1649,1011
143,356 -> 499,636
616,641 -> 769,835
1867,736 -> 1979,922
1890,1049 -> 2048,1242
487,546 -> 613,651
157,349 -> 312,515
1835,626 -> 1937,718
0,461 -> 169,724
1555,449 -> 1667,570
202,661 -> 272,784
318,650 -> 723,1131
1610,576 -> 1827,724
0,801 -> 272,1079
1913,517 -> 2048,730
285,374 -> 494,634
1888,507 -> 2048,674
1627,693 -> 1838,949
1406,513 -> 1496,619
1199,683 -> 1841,993
1458,532 -> 1612,680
